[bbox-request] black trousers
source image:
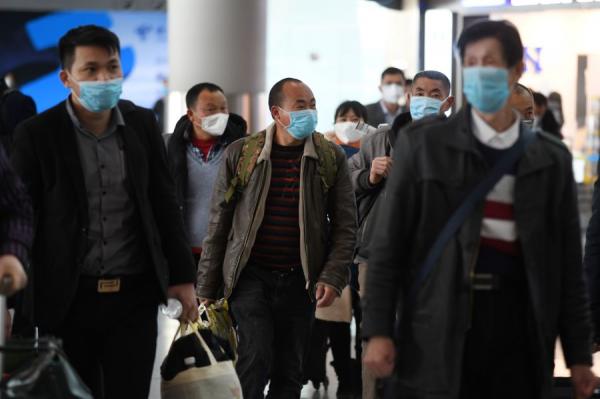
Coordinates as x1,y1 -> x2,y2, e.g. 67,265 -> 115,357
305,320 -> 352,384
230,266 -> 314,399
460,279 -> 538,399
58,274 -> 160,399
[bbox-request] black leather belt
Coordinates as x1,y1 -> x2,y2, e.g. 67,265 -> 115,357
79,274 -> 151,294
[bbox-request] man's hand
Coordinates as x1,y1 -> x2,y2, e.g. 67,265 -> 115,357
199,298 -> 215,306
571,364 -> 599,399
167,283 -> 199,322
364,336 -> 396,378
369,157 -> 393,185
0,255 -> 27,296
315,283 -> 337,308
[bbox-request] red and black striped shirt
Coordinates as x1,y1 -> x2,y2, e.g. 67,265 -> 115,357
249,142 -> 303,270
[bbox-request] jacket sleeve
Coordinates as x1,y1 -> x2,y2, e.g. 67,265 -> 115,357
142,109 -> 196,286
361,131 -> 418,339
196,142 -> 239,299
317,146 -> 357,293
349,136 -> 381,197
561,153 -> 593,366
0,143 -> 33,267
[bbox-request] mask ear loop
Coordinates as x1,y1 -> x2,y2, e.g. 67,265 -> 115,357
439,96 -> 451,113
192,111 -> 202,129
276,107 -> 292,129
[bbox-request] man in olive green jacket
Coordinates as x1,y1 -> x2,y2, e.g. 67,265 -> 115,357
197,78 -> 356,399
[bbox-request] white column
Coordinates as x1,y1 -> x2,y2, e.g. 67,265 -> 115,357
167,0 -> 267,133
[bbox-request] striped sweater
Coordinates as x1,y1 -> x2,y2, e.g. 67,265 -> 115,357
248,142 -> 303,270
475,142 -> 522,275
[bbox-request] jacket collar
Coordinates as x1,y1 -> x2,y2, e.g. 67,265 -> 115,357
257,123 -> 319,164
440,105 -> 554,176
438,106 -> 478,152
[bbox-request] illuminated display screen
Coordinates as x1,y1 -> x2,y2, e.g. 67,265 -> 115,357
0,10 -> 167,112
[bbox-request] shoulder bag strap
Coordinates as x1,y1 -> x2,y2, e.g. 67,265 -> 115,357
408,127 -> 537,302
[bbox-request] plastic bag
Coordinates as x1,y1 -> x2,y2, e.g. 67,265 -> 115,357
198,300 -> 238,362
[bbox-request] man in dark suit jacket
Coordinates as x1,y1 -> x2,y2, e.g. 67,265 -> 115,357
11,25 -> 197,399
365,67 -> 408,127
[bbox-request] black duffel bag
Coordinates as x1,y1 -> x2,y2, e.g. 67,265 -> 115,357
0,337 -> 92,399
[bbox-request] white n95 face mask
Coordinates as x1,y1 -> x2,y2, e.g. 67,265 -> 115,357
334,121 -> 375,144
199,113 -> 229,136
381,84 -> 405,104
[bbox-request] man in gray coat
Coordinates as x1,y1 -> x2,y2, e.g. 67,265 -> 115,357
352,69 -> 453,399
362,20 -> 597,399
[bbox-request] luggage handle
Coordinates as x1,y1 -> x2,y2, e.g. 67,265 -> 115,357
0,275 -> 13,379
0,275 -> 13,296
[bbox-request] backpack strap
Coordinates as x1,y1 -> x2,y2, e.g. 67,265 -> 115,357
224,131 -> 266,203
223,131 -> 338,203
312,133 -> 338,195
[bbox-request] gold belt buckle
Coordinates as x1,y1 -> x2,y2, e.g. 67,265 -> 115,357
97,278 -> 121,293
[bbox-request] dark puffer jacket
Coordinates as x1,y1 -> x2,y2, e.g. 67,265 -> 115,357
165,113 -> 247,208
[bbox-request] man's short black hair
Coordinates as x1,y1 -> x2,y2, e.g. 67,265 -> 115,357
514,82 -> 533,98
533,91 -> 547,107
185,82 -> 224,109
59,25 -> 121,70
456,20 -> 523,68
381,67 -> 405,81
334,101 -> 368,124
268,77 -> 302,109
412,70 -> 451,94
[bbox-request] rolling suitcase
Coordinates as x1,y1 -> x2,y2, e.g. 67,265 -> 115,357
0,277 -> 93,398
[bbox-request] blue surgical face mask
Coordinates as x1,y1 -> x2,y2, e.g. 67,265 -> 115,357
74,77 -> 123,113
280,108 -> 318,140
462,66 -> 510,114
409,96 -> 443,120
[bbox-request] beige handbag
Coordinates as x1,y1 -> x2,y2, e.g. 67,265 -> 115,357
315,286 -> 353,323
161,323 -> 243,399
